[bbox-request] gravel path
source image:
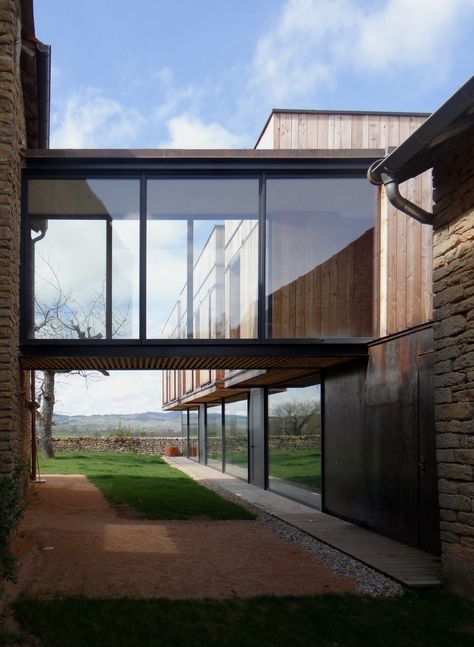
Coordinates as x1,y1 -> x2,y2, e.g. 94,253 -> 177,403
198,476 -> 405,598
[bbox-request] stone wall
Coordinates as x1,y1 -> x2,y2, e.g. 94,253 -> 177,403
47,437 -> 184,456
0,0 -> 27,476
432,128 -> 474,597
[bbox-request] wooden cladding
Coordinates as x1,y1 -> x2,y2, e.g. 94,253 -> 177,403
261,112 -> 428,151
269,229 -> 373,338
379,172 -> 433,336
162,369 -> 223,408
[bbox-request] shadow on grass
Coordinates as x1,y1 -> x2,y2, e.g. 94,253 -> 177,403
14,590 -> 474,647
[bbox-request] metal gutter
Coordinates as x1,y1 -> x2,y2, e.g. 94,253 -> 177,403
368,75 -> 474,224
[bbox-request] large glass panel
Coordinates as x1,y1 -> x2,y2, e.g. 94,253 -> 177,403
224,398 -> 248,480
147,178 -> 258,339
266,178 -> 374,339
206,403 -> 223,470
181,410 -> 188,457
28,179 -> 139,339
188,408 -> 199,461
268,384 -> 321,508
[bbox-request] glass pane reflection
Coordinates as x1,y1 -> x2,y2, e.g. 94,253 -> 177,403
266,178 -> 374,338
224,398 -> 248,480
268,384 -> 321,507
206,403 -> 223,470
147,178 -> 259,339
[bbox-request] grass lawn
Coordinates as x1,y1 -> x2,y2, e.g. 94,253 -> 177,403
38,452 -> 254,520
268,450 -> 321,490
14,590 -> 474,647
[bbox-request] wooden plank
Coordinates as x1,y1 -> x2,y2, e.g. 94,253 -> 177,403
351,115 -> 363,149
291,113 -> 299,149
340,114 -> 352,148
306,114 -> 318,148
388,115 -> 400,147
362,114 -> 369,148
386,199 -> 398,334
328,113 -> 335,149
333,114 -> 342,148
420,171 -> 433,323
368,115 -> 379,149
377,116 -> 388,149
317,114 -> 330,149
297,114 -> 308,149
273,113 -> 281,149
396,208 -> 408,332
279,113 -> 292,148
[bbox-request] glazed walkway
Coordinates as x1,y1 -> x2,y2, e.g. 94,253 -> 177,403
167,457 -> 441,589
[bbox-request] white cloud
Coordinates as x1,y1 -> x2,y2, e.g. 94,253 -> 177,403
358,0 -> 472,71
54,371 -> 163,415
51,87 -> 145,148
248,0 -> 473,105
161,114 -> 247,148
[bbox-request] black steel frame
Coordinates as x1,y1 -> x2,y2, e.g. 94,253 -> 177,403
21,155 -> 378,360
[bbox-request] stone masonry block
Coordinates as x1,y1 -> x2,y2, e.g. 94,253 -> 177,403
436,434 -> 461,448
454,449 -> 474,465
438,463 -> 472,480
438,478 -> 459,494
437,402 -> 473,422
439,494 -> 472,511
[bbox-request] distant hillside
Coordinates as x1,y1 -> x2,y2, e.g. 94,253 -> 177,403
52,411 -> 182,437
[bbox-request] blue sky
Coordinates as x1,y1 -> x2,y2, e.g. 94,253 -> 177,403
36,0 -> 474,150
33,0 -> 474,415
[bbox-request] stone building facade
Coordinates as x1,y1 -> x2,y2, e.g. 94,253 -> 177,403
0,0 -> 28,477
432,129 -> 474,596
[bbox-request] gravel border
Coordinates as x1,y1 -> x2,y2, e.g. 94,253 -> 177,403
198,475 -> 405,598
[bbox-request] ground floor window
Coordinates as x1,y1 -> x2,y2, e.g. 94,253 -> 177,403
188,408 -> 199,461
224,398 -> 248,480
206,403 -> 223,470
267,383 -> 321,507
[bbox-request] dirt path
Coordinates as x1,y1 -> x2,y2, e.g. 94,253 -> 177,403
8,475 -> 356,599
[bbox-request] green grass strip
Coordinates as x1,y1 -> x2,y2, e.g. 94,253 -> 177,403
14,590 -> 474,647
38,452 -> 254,520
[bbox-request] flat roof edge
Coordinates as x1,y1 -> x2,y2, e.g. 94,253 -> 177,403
26,148 -> 387,160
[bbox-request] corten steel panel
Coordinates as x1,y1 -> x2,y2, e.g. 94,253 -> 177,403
249,388 -> 266,488
323,326 -> 435,550
418,350 -> 441,555
323,361 -> 369,524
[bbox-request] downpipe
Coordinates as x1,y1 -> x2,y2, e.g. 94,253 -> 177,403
368,161 -> 433,225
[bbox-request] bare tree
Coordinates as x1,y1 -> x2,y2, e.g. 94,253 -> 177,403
34,262 -> 129,458
271,399 -> 320,437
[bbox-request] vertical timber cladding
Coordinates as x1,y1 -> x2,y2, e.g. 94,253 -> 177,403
432,129 -> 474,597
323,326 -> 439,552
0,0 -> 28,476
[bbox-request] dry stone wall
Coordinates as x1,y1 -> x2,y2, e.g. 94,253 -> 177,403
432,129 -> 474,597
0,0 -> 27,476
47,437 -> 184,456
